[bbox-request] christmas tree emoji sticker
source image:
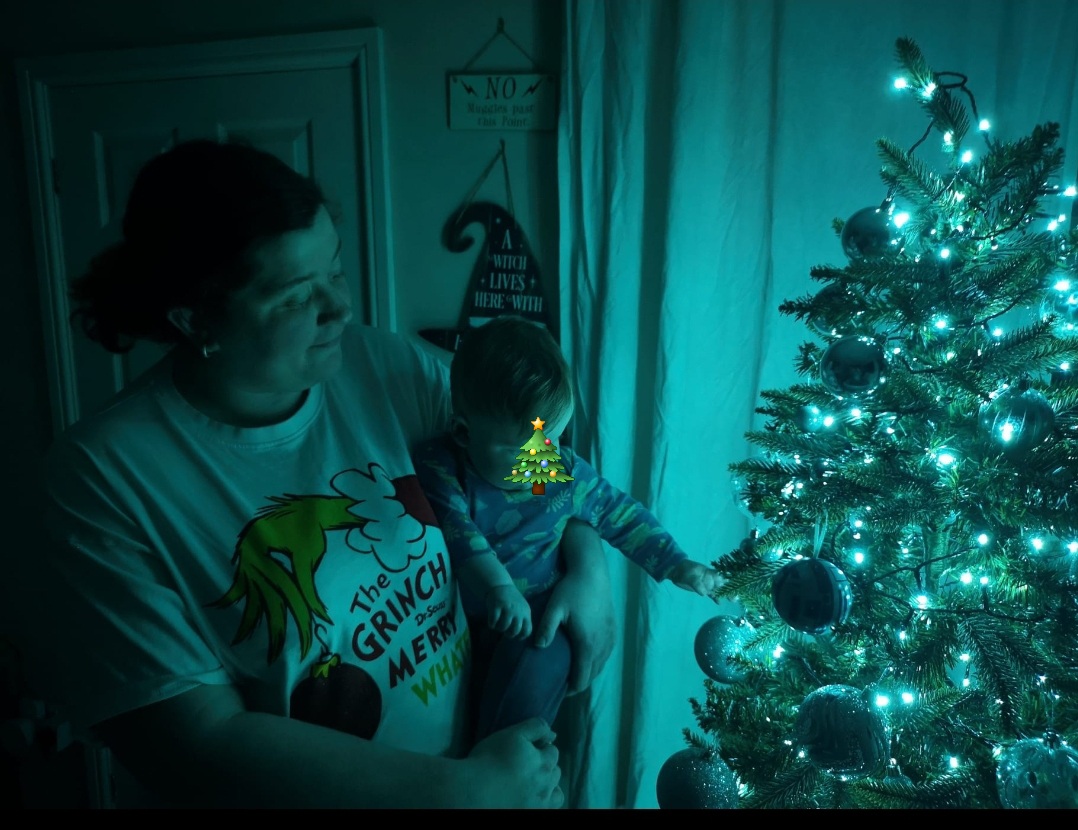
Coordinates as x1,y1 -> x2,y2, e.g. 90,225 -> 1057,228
505,416 -> 574,495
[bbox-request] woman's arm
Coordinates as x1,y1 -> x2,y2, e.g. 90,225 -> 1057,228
533,519 -> 616,696
97,682 -> 563,808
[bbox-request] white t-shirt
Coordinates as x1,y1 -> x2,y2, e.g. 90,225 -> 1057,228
31,325 -> 470,758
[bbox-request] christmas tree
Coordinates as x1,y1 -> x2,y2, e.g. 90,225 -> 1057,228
664,38 -> 1078,810
504,416 -> 574,495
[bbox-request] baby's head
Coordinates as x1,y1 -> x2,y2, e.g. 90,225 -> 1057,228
449,316 -> 574,489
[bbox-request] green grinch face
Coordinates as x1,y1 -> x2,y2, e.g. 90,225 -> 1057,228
464,405 -> 573,491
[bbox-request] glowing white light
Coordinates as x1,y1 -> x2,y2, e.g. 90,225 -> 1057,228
960,572 -> 973,584
923,81 -> 937,98
961,150 -> 973,163
991,327 -> 1003,337
854,551 -> 865,564
955,192 -> 966,202
892,346 -> 902,355
949,756 -> 960,769
1059,214 -> 1068,223
898,629 -> 907,641
894,77 -> 908,89
940,248 -> 952,259
1065,185 -> 1077,197
962,677 -> 971,687
1061,362 -> 1071,371
901,692 -> 915,704
916,594 -> 930,609
977,533 -> 990,545
1000,421 -> 1016,442
1055,279 -> 1072,292
851,408 -> 863,418
1049,220 -> 1059,231
1032,537 -> 1045,551
1068,542 -> 1078,554
773,644 -> 785,659
943,131 -> 953,145
979,575 -> 990,585
823,415 -> 835,427
935,318 -> 949,329
937,451 -> 956,466
893,211 -> 910,228
979,119 -> 990,131
852,519 -> 864,529
945,351 -> 956,360
875,694 -> 890,707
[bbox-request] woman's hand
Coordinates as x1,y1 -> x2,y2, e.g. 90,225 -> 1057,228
463,718 -> 564,808
534,519 -> 616,696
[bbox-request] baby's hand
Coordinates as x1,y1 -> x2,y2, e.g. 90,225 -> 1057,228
667,560 -> 724,598
486,584 -> 533,639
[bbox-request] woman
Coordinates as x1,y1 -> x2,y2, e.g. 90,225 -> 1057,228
24,139 -> 614,808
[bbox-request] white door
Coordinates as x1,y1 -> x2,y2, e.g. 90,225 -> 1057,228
18,28 -> 395,437
15,28 -> 395,807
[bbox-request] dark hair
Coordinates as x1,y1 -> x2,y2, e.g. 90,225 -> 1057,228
68,139 -> 329,353
450,315 -> 574,424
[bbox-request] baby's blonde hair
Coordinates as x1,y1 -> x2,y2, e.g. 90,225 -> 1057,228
450,316 -> 574,425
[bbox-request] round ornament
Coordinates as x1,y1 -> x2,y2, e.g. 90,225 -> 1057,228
979,385 -> 1055,459
772,557 -> 852,634
793,684 -> 887,780
795,404 -> 830,433
996,733 -> 1078,809
694,616 -> 755,683
656,747 -> 739,809
820,335 -> 888,397
1039,274 -> 1078,335
841,206 -> 894,261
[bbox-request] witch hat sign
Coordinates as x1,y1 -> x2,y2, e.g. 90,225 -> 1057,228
419,200 -> 553,352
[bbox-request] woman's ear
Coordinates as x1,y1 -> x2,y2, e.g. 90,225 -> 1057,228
166,307 -> 198,340
449,414 -> 470,448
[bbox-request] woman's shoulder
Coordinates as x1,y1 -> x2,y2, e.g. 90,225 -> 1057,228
49,354 -> 173,459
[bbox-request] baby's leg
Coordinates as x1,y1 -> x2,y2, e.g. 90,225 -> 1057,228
472,592 -> 571,743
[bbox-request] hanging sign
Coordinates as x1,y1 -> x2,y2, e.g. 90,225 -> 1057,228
420,200 -> 552,353
447,73 -> 557,131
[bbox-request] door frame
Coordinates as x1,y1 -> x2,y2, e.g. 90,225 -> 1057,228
16,27 -> 397,440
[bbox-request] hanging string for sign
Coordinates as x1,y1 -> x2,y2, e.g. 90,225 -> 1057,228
461,17 -> 542,72
452,139 -> 516,232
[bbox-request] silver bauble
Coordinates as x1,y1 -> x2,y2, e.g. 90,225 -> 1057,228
841,206 -> 895,261
694,616 -> 754,683
979,385 -> 1055,459
820,335 -> 888,397
996,733 -> 1078,809
794,684 -> 887,780
656,747 -> 739,809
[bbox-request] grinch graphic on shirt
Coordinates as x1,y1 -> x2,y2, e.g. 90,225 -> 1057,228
208,463 -> 469,741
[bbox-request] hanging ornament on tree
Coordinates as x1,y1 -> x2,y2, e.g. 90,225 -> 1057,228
1039,273 -> 1078,335
978,382 -> 1055,459
793,684 -> 887,780
995,731 -> 1078,809
841,206 -> 895,261
820,335 -> 889,397
772,557 -> 852,634
694,616 -> 755,683
656,747 -> 739,809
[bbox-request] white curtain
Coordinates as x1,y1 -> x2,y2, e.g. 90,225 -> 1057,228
557,0 -> 1078,809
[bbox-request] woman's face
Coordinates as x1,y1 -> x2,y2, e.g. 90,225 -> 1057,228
209,205 -> 353,398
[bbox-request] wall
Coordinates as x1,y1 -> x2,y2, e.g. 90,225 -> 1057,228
0,0 -> 562,806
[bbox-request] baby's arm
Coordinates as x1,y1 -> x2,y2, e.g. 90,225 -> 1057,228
458,554 -> 533,639
665,559 -> 724,598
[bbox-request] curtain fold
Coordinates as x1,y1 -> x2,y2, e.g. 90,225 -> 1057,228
558,0 -> 1078,809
